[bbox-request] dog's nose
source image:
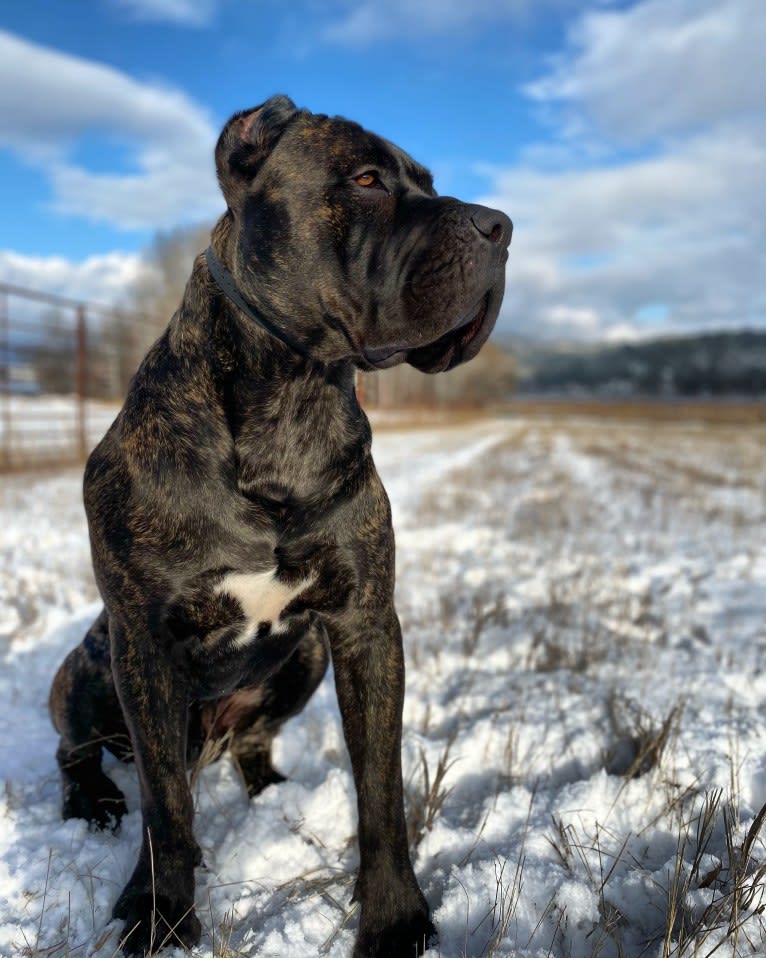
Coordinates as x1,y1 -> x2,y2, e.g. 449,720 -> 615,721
468,205 -> 513,246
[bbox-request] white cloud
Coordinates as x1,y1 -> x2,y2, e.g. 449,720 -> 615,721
525,0 -> 765,144
0,249 -> 157,306
0,30 -> 221,230
322,0 -> 571,44
111,0 -> 217,27
485,0 -> 766,341
484,131 -> 766,339
603,323 -> 641,343
544,305 -> 601,335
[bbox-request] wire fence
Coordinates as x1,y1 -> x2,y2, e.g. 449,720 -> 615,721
0,282 -> 158,471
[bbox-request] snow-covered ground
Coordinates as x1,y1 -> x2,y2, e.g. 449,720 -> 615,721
1,412 -> 765,957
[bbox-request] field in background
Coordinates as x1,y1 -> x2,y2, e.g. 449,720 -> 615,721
1,410 -> 765,957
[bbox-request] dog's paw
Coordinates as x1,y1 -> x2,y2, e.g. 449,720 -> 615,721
114,891 -> 201,956
244,765 -> 286,797
62,774 -> 127,831
353,909 -> 436,958
236,749 -> 287,797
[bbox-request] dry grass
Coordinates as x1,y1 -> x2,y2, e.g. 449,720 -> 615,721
605,698 -> 685,780
405,733 -> 459,850
367,406 -> 496,431
467,789 -> 539,958
543,787 -> 766,958
657,791 -> 766,956
505,397 -> 766,425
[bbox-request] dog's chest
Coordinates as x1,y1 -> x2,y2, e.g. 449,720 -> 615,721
214,569 -> 314,644
167,562 -> 316,645
168,566 -> 318,699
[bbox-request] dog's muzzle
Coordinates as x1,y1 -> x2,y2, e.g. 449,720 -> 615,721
364,204 -> 512,374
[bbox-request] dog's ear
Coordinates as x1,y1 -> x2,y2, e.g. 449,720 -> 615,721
216,95 -> 302,205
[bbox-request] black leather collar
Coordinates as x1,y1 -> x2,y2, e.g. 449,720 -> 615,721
205,246 -> 312,360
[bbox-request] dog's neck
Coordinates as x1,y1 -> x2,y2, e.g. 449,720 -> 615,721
168,254 -> 372,511
205,246 -> 315,362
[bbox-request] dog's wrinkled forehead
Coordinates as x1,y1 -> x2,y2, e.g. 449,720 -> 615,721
215,94 -> 435,205
294,119 -> 434,191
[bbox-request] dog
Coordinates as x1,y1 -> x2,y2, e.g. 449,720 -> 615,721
49,94 -> 511,957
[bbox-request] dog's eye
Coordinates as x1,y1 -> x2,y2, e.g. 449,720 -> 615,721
354,171 -> 381,188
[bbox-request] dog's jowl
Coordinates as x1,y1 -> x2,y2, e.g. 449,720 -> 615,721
49,95 -> 511,958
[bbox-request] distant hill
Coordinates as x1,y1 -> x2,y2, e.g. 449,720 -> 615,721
504,330 -> 766,397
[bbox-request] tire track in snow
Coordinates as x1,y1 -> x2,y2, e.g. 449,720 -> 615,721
373,419 -> 517,520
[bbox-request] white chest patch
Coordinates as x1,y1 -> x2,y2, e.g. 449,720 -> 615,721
214,569 -> 315,646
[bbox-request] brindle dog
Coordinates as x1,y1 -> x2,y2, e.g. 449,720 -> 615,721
49,95 -> 512,957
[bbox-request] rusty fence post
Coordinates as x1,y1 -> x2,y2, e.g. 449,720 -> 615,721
76,304 -> 87,461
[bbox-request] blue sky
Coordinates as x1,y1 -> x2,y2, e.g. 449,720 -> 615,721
0,0 -> 763,340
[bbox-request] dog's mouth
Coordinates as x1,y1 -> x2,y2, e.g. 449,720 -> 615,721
363,289 -> 497,374
409,293 -> 491,373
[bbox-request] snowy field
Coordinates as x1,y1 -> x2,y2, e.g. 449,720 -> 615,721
1,412 -> 766,957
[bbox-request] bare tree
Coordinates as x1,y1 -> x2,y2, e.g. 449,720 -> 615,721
131,222 -> 213,342
363,342 -> 517,408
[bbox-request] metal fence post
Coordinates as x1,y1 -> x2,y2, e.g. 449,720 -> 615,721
76,304 -> 87,460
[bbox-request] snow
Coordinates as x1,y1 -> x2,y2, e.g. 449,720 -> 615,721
1,412 -> 765,957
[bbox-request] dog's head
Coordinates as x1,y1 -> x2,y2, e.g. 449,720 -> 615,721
214,95 -> 511,373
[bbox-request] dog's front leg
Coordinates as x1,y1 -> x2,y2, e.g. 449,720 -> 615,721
108,617 -> 202,956
328,607 -> 434,958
